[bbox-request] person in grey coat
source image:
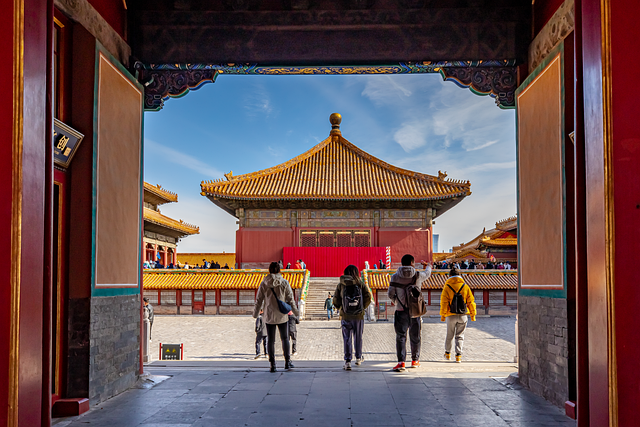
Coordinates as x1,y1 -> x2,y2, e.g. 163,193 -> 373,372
253,262 -> 299,372
388,254 -> 432,371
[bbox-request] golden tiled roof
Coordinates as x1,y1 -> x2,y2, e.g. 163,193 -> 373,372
363,270 -> 517,290
144,182 -> 178,203
143,207 -> 199,236
496,215 -> 518,231
478,237 -> 518,247
143,269 -> 309,290
200,134 -> 470,202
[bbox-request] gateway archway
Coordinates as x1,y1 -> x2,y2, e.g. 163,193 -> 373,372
4,1 -> 635,426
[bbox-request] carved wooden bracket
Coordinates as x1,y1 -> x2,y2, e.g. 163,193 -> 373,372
135,62 -> 517,111
440,67 -> 517,110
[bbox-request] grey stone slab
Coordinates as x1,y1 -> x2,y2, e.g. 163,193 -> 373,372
139,424 -> 193,427
401,414 -> 458,427
350,412 -> 404,426
298,418 -> 353,427
200,406 -> 254,420
245,413 -> 302,426
452,413 -> 511,427
254,394 -> 307,413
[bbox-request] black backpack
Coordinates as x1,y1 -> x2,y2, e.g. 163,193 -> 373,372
343,283 -> 364,316
448,283 -> 467,314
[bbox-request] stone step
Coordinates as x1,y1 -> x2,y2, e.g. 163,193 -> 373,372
303,278 -> 343,319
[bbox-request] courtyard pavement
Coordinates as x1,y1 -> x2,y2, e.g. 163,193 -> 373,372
53,362 -> 575,427
51,316 -> 575,427
149,316 -> 516,363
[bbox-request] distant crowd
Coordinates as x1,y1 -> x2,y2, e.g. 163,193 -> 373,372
432,260 -> 513,270
143,259 -> 230,270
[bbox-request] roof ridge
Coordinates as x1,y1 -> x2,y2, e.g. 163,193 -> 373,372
200,134 -> 471,190
144,181 -> 179,202
143,207 -> 200,234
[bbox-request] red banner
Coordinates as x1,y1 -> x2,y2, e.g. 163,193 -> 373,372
283,247 -> 387,277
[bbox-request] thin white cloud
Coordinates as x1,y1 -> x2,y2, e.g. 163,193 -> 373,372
463,161 -> 516,173
393,120 -> 431,152
244,82 -> 274,117
145,139 -> 222,179
361,75 -> 413,105
466,140 -> 499,151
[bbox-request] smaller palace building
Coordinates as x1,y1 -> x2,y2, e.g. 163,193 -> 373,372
436,215 -> 518,267
143,182 -> 199,266
201,114 -> 472,276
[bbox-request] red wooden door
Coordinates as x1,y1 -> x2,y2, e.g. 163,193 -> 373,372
192,290 -> 204,314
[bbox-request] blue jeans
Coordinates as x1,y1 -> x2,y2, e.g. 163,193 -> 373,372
327,309 -> 332,320
341,319 -> 364,362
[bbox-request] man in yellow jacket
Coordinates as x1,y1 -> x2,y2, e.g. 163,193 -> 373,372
440,267 -> 476,363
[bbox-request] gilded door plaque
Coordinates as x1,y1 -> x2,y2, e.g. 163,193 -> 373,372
53,118 -> 84,168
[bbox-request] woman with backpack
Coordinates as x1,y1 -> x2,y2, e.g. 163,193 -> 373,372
332,265 -> 372,371
253,262 -> 299,372
440,267 -> 477,363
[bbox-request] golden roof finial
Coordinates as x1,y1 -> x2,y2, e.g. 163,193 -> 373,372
438,170 -> 448,180
330,113 -> 342,135
224,171 -> 233,181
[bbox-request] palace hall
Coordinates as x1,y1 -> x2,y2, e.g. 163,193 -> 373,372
201,114 -> 471,276
4,0 -> 640,425
143,182 -> 199,266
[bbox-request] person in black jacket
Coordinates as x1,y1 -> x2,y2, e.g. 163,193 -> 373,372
288,313 -> 299,356
255,310 -> 267,359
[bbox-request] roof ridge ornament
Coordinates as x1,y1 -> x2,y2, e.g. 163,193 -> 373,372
224,171 -> 233,181
330,113 -> 342,135
438,170 -> 447,180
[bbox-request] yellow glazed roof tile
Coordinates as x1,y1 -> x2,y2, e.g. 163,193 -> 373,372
143,269 -> 308,290
144,182 -> 178,203
363,270 -> 517,290
143,207 -> 200,236
200,135 -> 471,201
478,237 -> 518,247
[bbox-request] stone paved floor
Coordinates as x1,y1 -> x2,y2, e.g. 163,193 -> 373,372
150,316 -> 516,362
53,363 -> 576,427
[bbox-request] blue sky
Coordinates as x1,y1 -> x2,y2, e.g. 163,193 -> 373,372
143,73 -> 516,254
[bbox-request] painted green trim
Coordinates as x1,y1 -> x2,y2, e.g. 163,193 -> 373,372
91,41 -> 145,298
515,41 -> 567,299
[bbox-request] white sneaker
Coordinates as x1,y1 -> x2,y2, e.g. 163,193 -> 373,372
292,351 -> 298,356
355,357 -> 363,366
344,361 -> 352,370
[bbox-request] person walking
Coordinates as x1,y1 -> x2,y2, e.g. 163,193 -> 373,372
253,262 -> 299,372
333,265 -> 372,370
288,313 -> 299,356
254,310 -> 268,359
388,254 -> 432,371
440,267 -> 476,363
324,293 -> 334,320
143,297 -> 154,340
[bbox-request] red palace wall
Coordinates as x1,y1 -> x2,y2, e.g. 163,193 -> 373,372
236,227 -> 432,270
236,228 -> 294,268
378,228 -> 432,266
